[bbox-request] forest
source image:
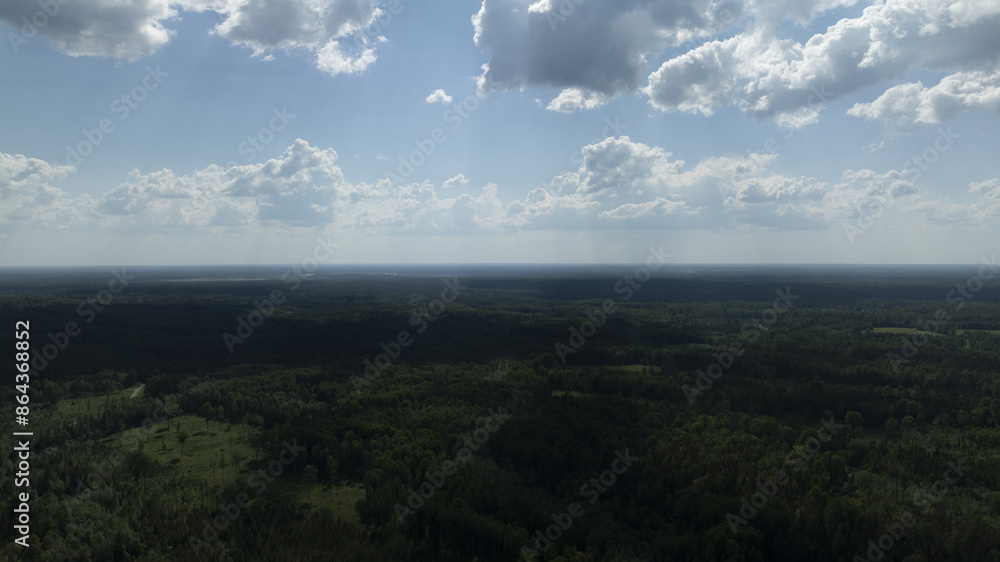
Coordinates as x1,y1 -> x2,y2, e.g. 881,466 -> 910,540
1,265 -> 999,561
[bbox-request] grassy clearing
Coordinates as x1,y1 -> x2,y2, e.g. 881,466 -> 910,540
872,327 -> 943,336
74,405 -> 364,524
956,329 -> 1000,336
552,390 -> 585,398
288,482 -> 365,525
60,390 -> 364,525
614,365 -> 655,372
57,388 -> 135,418
106,414 -> 258,485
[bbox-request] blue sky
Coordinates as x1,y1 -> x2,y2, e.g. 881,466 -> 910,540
1,0 -> 999,266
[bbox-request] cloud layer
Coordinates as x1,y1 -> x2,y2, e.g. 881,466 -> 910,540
4,136 -> 996,238
469,0 -> 1000,125
1,0 -> 387,75
5,0 -> 999,126
646,0 -> 1000,123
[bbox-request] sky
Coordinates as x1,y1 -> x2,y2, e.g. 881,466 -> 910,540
1,0 -> 999,266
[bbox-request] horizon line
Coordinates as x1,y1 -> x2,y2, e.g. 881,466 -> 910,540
0,262 -> 992,269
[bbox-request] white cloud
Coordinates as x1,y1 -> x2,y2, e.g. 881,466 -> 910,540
471,0 -> 879,113
2,135 -> 995,241
847,67 -> 1000,125
546,88 -> 614,113
425,89 -> 453,104
907,178 -> 1000,226
508,136 -> 706,230
442,174 -> 469,189
970,178 -> 1000,199
749,0 -> 860,25
205,0 -> 386,76
472,0 -> 751,106
0,153 -> 89,229
316,40 -> 378,76
212,0 -> 377,52
85,139 -> 344,230
0,0 -> 177,61
0,153 -> 74,198
645,0 -> 1000,123
0,0 -> 386,76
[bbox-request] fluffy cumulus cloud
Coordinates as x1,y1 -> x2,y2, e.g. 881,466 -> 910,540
4,135 -> 997,238
213,0 -> 382,75
0,0 -> 178,60
847,68 -> 1000,125
645,0 -> 1000,123
425,89 -> 453,104
0,140 -> 508,235
906,177 -> 1000,227
1,0 -> 385,75
89,139 -> 346,230
442,174 -> 469,189
417,0 -> 991,127
473,0 -> 751,110
471,0 -> 886,114
546,88 -> 615,113
499,134 -> 979,234
506,135 -> 821,231
0,152 -> 91,229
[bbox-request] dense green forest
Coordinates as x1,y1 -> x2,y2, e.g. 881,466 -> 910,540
1,267 -> 999,561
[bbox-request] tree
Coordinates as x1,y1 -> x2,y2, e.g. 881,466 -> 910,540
327,455 -> 339,482
845,411 -> 864,428
200,401 -> 214,428
302,465 -> 318,502
355,498 -> 368,520
178,431 -> 189,458
885,418 -> 899,433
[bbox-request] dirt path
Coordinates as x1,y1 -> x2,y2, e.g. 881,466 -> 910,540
130,383 -> 145,399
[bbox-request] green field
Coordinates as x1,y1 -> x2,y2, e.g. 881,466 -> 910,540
292,482 -> 366,525
872,327 -> 943,336
113,414 -> 257,479
57,386 -> 138,418
99,412 -> 365,524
